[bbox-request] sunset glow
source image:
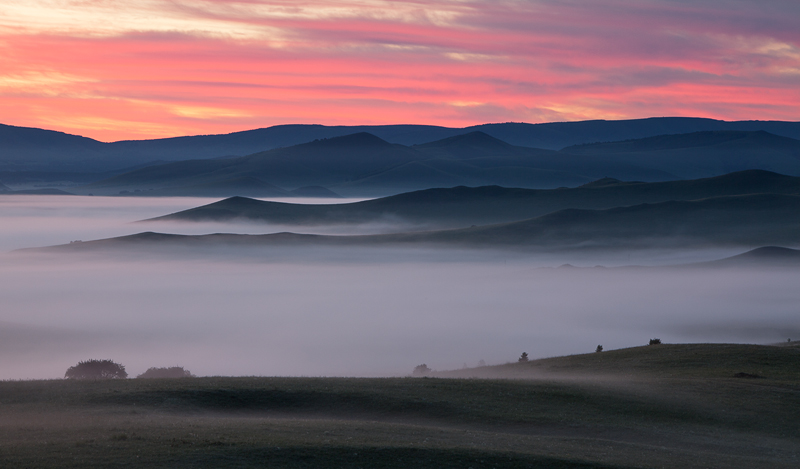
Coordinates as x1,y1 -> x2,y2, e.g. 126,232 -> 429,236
2,0 -> 799,141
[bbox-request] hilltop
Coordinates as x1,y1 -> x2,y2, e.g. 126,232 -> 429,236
436,342 -> 800,380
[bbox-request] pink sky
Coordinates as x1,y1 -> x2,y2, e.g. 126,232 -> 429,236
1,0 -> 798,142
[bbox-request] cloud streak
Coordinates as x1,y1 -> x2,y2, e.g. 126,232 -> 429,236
0,0 -> 798,140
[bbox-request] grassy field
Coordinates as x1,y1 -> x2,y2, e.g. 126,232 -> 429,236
1,343 -> 798,468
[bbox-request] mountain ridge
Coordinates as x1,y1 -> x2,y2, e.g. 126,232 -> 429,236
4,117 -> 800,175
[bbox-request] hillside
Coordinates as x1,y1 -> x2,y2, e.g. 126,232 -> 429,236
562,130 -> 800,179
29,192 -> 800,255
80,131 -> 672,197
435,343 -> 800,380
80,133 -> 430,196
79,129 -> 800,197
431,193 -> 800,248
5,118 -> 800,193
145,170 -> 800,228
4,118 -> 800,173
1,343 -> 798,468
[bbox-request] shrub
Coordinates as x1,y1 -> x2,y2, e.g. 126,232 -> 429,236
595,345 -> 603,353
649,338 -> 662,345
65,359 -> 127,379
137,366 -> 195,379
518,352 -> 529,362
412,364 -> 431,376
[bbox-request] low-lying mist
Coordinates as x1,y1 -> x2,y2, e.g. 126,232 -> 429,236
2,253 -> 798,380
0,195 -> 371,252
2,195 -> 798,380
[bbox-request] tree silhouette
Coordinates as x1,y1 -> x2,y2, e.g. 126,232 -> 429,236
518,352 -> 529,362
137,366 -> 195,378
412,364 -> 431,376
65,359 -> 127,379
595,345 -> 603,353
649,338 -> 662,345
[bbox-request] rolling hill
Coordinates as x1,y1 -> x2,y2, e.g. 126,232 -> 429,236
563,130 -> 800,179
4,117 -> 800,185
435,343 -> 800,380
78,131 -> 675,197
426,193 -> 800,248
144,170 -> 800,228
29,192 -> 800,254
77,129 -> 800,197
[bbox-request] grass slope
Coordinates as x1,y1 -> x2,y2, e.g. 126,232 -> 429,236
0,343 -> 797,468
437,343 -> 800,380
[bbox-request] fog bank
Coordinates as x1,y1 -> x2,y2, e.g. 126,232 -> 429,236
1,195 -> 797,379
2,254 -> 797,379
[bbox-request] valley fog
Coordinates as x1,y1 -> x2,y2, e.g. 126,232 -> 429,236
1,196 -> 797,380
0,195 -> 371,253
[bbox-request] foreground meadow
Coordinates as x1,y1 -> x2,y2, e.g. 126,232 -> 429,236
1,344 -> 797,468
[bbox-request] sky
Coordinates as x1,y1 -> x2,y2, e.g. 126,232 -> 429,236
1,0 -> 799,141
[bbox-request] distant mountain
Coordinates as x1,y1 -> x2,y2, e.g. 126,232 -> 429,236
29,193 -> 800,254
77,131 -> 678,197
473,118 -> 800,149
3,117 -> 800,174
144,170 -> 800,228
78,129 -> 800,197
0,123 -> 105,172
562,131 -> 800,179
82,133 -> 437,196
